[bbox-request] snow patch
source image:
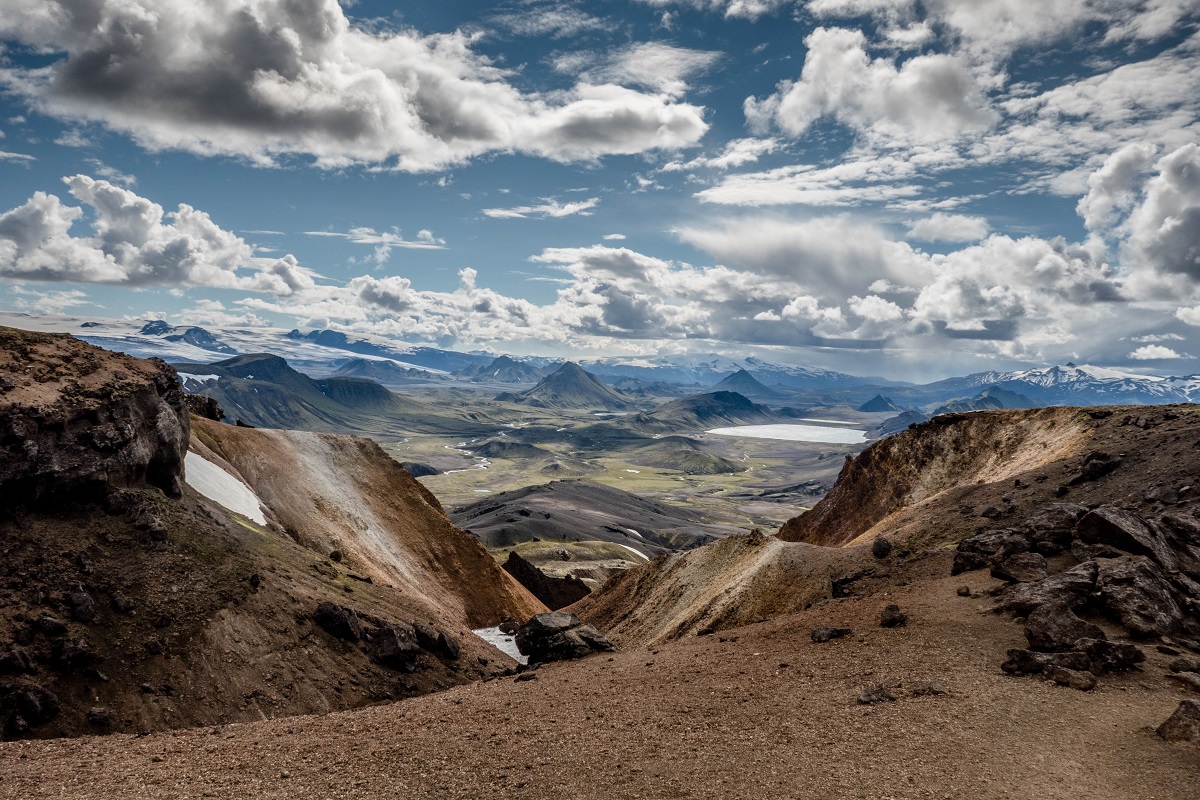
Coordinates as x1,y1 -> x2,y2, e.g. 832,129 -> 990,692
185,451 -> 267,524
472,627 -> 527,664
616,543 -> 649,561
707,424 -> 866,444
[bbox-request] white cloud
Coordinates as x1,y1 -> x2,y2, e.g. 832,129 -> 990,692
490,4 -> 607,38
0,0 -> 709,170
9,285 -> 91,314
1129,344 -> 1187,359
0,150 -> 35,163
1178,306 -> 1200,326
906,212 -> 990,243
745,27 -> 998,145
483,197 -> 600,219
633,0 -> 793,21
1131,332 -> 1184,342
602,233 -> 627,240
305,227 -> 447,249
660,137 -> 781,172
571,42 -> 722,98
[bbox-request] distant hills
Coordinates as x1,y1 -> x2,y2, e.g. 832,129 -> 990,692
332,357 -> 443,386
496,362 -> 631,410
458,355 -> 547,384
711,369 -> 782,399
858,394 -> 900,413
632,391 -> 790,433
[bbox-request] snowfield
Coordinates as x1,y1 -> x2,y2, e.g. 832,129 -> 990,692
184,451 -> 267,524
707,424 -> 867,444
471,627 -> 527,664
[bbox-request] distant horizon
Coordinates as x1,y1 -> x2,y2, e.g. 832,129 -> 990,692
2,1 -> 1199,383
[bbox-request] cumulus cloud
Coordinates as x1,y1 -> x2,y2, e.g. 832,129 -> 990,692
0,175 -> 317,293
660,137 -> 781,172
568,42 -> 722,98
602,233 -> 627,240
483,197 -> 600,219
0,0 -> 708,170
1129,344 -> 1187,359
633,0 -> 793,20
906,212 -> 990,243
745,27 -> 998,145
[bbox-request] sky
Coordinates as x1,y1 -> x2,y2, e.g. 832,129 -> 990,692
1,0 -> 1199,381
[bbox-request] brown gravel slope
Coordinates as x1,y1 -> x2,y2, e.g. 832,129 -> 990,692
1,551 -> 1196,800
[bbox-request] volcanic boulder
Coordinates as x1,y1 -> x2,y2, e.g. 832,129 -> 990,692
515,612 -> 615,663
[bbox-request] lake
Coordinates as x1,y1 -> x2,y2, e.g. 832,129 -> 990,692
706,423 -> 867,444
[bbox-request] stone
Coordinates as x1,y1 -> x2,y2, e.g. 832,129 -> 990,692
502,551 -> 591,610
54,637 -> 94,672
1169,655 -> 1200,673
880,604 -> 907,628
1068,451 -> 1122,485
1024,602 -> 1106,651
1073,638 -> 1145,673
857,685 -> 896,704
111,596 -> 135,613
312,602 -> 362,642
991,552 -> 1049,583
1097,558 -> 1183,637
515,612 -> 615,664
956,585 -> 972,597
1156,700 -> 1200,743
436,631 -> 461,661
1166,672 -> 1200,692
995,561 -> 1099,615
0,648 -> 33,675
1049,667 -> 1097,691
952,530 -> 1029,575
412,621 -> 440,651
370,624 -> 420,670
1021,503 -> 1087,554
810,627 -> 853,643
910,681 -> 948,697
498,617 -> 519,635
67,590 -> 97,623
1001,649 -> 1091,676
87,707 -> 111,727
1077,507 -> 1177,570
14,684 -> 60,727
871,536 -> 893,559
35,615 -> 68,637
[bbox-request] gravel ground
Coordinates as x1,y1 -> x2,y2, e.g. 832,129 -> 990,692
2,564 -> 1196,800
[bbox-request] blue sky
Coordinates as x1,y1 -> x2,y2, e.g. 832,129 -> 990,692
1,0 -> 1199,380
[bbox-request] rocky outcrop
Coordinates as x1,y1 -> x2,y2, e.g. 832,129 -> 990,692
514,612 -> 615,663
502,552 -> 591,610
1157,700 -> 1200,743
0,327 -> 189,505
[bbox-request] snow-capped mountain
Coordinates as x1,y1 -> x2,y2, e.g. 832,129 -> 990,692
924,363 -> 1200,405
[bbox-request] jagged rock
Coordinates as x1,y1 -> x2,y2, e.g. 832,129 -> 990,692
995,561 -> 1099,615
1077,507 -> 1177,570
1156,700 -> 1200,743
871,536 -> 893,559
857,685 -> 896,704
1070,540 -> 1125,561
35,615 -> 68,637
1145,486 -> 1180,505
1049,666 -> 1097,691
1001,649 -> 1091,676
1073,638 -> 1145,673
0,327 -> 189,506
880,604 -> 907,628
370,624 -> 420,670
87,707 -> 112,727
67,590 -> 97,623
111,596 -> 135,614
1068,451 -> 1121,485
1021,503 -> 1087,554
810,627 -> 853,643
312,602 -> 362,642
1024,602 -> 1106,651
0,648 -> 33,675
1097,558 -> 1183,637
1170,655 -> 1200,673
515,612 -> 615,663
13,684 -> 60,727
502,551 -> 590,610
436,631 -> 461,661
498,617 -> 519,635
952,530 -> 1029,575
184,394 -> 224,422
412,621 -> 440,652
53,638 -> 95,672
991,552 -> 1049,583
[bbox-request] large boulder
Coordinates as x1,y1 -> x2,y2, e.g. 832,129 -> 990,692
1073,638 -> 1145,673
1097,558 -> 1184,637
0,327 -> 189,506
1157,700 -> 1200,743
1021,503 -> 1087,554
1077,507 -> 1177,571
995,561 -> 1099,615
1024,602 -> 1106,651
952,530 -> 1030,575
515,612 -> 615,663
312,602 -> 363,642
992,552 -> 1049,583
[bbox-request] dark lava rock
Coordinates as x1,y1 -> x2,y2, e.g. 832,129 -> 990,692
1001,649 -> 1091,676
498,617 -> 519,635
1049,666 -> 1097,691
1021,503 -> 1087,554
1073,638 -> 1145,673
871,536 -> 893,559
515,672 -> 538,682
0,648 -> 33,675
371,624 -> 420,670
991,552 -> 1049,583
1097,558 -> 1183,637
399,461 -> 441,478
67,590 -> 97,623
880,604 -> 908,628
413,621 -> 440,651
810,627 -> 853,643
14,684 -> 60,727
248,573 -> 261,590
184,394 -> 224,422
952,530 -> 1029,575
1145,486 -> 1180,505
35,615 -> 68,637
956,585 -> 972,597
995,561 -> 1099,615
1156,700 -> 1200,743
87,707 -> 111,727
1169,655 -> 1200,673
502,551 -> 590,611
312,602 -> 363,642
515,612 -> 615,663
1078,507 -> 1176,569
1068,451 -> 1122,485
0,328 -> 189,506
436,631 -> 461,661
857,685 -> 896,704
1024,602 -> 1106,651
53,638 -> 95,672
111,596 -> 135,614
